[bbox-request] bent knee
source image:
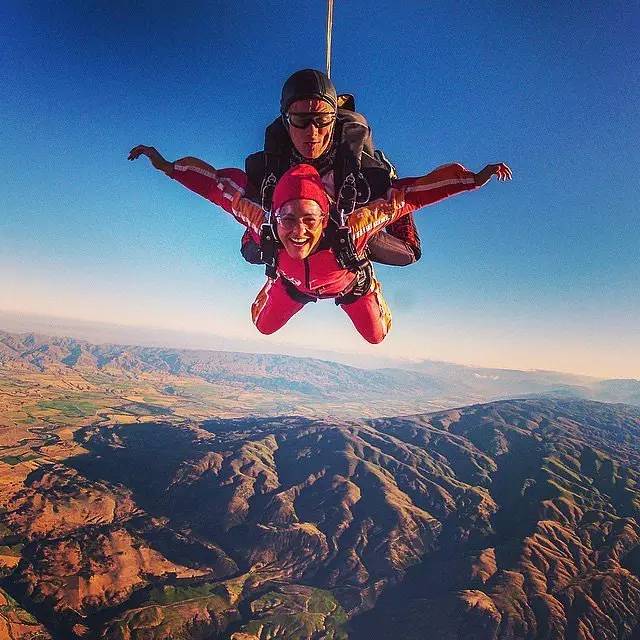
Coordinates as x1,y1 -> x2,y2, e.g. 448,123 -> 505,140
392,255 -> 416,267
253,319 -> 279,335
364,331 -> 387,344
400,246 -> 421,265
360,322 -> 389,344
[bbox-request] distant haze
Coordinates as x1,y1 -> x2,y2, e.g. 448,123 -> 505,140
1,315 -> 639,413
1,309 -> 638,381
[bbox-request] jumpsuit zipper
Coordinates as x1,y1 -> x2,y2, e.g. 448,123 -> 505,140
304,258 -> 310,290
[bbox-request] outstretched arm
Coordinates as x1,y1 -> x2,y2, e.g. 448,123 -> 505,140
393,162 -> 512,212
128,145 -> 264,236
350,162 -> 511,248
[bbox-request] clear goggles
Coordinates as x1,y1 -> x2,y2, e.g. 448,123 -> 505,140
274,213 -> 325,231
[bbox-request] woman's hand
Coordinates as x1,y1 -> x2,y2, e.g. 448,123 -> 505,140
128,145 -> 173,175
474,163 -> 512,187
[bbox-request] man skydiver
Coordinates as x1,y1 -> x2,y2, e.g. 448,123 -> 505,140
240,68 -> 422,269
128,146 -> 511,343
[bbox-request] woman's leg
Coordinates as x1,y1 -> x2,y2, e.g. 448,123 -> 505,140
251,278 -> 307,335
339,279 -> 392,344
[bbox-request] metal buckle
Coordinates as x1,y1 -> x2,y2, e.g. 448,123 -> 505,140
261,173 -> 277,213
337,173 -> 357,223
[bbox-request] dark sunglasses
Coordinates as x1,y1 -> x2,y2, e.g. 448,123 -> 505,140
285,112 -> 336,129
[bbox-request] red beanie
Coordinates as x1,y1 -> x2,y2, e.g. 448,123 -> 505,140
272,164 -> 330,214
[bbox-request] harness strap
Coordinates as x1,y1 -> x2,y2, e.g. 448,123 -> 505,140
260,223 -> 278,279
279,262 -> 373,308
334,263 -> 374,305
281,278 -> 318,305
260,158 -> 280,277
325,217 -> 370,272
261,171 -> 277,213
336,173 -> 357,222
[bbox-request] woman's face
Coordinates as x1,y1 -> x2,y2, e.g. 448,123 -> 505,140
275,199 -> 326,260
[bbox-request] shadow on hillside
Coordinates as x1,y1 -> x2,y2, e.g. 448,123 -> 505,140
65,416 -> 315,523
66,421 -> 207,513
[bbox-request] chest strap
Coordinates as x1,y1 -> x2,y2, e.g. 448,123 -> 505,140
260,222 -> 279,279
279,262 -> 373,307
280,278 -> 318,304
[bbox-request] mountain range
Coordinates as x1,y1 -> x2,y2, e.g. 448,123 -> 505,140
1,330 -> 638,414
2,398 -> 640,638
1,329 -> 640,639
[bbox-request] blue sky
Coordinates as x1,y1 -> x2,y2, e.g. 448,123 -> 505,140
1,1 -> 638,377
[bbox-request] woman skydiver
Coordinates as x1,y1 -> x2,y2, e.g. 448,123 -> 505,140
128,145 -> 511,343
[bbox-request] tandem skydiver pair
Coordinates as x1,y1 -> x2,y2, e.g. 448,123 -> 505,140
129,69 -> 511,344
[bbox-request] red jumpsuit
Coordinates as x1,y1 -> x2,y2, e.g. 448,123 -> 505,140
170,160 -> 478,343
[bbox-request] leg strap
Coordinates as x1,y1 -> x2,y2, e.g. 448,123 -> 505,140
281,278 -> 318,305
335,263 -> 374,306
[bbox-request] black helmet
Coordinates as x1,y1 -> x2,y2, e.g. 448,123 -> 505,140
280,69 -> 338,114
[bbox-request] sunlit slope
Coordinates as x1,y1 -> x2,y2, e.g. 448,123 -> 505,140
351,400 -> 640,639
2,397 -> 640,638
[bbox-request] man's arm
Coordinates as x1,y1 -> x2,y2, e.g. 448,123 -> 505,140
350,162 -> 511,248
128,146 -> 264,236
391,162 -> 511,212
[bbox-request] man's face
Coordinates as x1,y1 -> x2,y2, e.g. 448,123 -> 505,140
286,98 -> 336,160
275,199 -> 326,260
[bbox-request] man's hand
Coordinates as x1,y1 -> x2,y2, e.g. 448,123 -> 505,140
128,145 -> 173,175
474,163 -> 512,187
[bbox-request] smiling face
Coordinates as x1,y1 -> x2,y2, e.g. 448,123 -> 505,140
286,98 -> 336,160
275,199 -> 326,260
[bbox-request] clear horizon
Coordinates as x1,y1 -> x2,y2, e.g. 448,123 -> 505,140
1,2 -> 638,379
0,308 -> 635,381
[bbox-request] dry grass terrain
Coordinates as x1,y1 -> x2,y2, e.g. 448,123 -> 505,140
1,331 -> 640,639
